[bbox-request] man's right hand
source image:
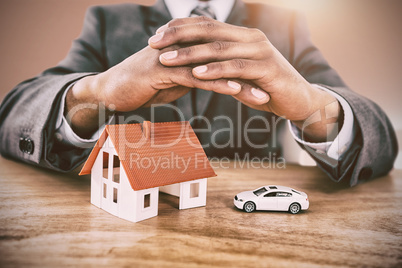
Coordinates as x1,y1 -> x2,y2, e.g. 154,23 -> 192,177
65,45 -> 244,137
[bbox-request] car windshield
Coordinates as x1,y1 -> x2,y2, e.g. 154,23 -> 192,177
253,187 -> 268,196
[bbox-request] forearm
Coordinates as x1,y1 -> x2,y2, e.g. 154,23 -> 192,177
64,75 -> 113,138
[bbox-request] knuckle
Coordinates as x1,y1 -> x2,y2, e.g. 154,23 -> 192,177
170,26 -> 179,34
179,46 -> 193,57
198,16 -> 213,22
166,25 -> 179,36
212,63 -> 224,72
250,28 -> 267,41
210,41 -> 228,52
260,41 -> 274,57
211,80 -> 223,88
199,20 -> 217,33
231,59 -> 247,70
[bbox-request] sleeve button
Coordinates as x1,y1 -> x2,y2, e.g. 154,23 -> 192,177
25,138 -> 34,155
19,137 -> 34,155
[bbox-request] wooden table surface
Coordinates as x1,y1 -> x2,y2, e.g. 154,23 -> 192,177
0,156 -> 401,267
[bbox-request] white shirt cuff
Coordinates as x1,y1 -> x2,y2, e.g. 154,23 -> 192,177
54,83 -> 109,148
288,84 -> 356,161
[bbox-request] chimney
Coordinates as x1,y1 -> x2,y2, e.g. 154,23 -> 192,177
142,121 -> 151,139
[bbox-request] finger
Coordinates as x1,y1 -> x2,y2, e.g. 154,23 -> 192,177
149,18 -> 266,49
232,81 -> 271,106
159,41 -> 270,66
193,79 -> 243,95
191,59 -> 273,82
156,17 -> 211,33
167,67 -> 242,95
156,17 -> 214,32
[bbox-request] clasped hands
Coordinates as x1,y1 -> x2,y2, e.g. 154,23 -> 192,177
148,16 -> 316,121
68,17 -> 341,141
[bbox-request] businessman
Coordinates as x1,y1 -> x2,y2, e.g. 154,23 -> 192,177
0,0 -> 398,186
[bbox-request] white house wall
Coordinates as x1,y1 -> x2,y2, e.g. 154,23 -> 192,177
117,164 -> 159,223
133,187 -> 159,222
90,150 -> 103,208
117,163 -> 138,222
179,178 -> 207,210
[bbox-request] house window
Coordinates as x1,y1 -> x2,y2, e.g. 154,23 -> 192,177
144,194 -> 151,208
103,183 -> 107,198
112,155 -> 120,183
190,182 -> 200,198
113,188 -> 118,203
103,152 -> 109,179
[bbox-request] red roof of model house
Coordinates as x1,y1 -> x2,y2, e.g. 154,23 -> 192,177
79,121 -> 216,190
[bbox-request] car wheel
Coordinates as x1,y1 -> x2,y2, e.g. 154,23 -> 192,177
243,201 -> 256,213
289,203 -> 301,214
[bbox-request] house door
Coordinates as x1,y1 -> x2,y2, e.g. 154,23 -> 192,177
101,152 -> 120,216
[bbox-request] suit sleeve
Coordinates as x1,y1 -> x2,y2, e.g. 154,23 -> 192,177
289,12 -> 398,185
0,6 -> 107,172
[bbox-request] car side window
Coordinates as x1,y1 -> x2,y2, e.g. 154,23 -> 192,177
276,192 -> 292,197
264,192 -> 277,197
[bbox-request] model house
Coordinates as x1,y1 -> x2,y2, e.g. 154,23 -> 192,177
79,121 -> 216,223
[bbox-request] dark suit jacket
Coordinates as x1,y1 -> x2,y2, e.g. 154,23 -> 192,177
0,0 -> 398,186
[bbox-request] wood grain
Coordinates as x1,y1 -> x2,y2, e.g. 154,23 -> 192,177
0,157 -> 401,267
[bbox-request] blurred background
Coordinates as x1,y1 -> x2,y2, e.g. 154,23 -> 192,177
0,0 -> 401,168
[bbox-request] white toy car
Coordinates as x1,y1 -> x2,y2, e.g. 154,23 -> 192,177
234,185 -> 309,214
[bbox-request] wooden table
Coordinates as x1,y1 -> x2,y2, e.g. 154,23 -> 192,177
0,156 -> 401,267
